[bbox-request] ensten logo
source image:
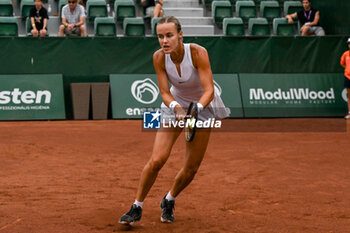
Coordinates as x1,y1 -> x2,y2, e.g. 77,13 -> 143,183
143,111 -> 161,129
131,78 -> 160,104
0,88 -> 51,104
342,88 -> 348,102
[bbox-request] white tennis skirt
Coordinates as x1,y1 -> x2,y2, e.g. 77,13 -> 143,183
161,86 -> 230,122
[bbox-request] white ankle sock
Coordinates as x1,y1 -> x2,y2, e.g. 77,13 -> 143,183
165,191 -> 175,201
133,200 -> 143,208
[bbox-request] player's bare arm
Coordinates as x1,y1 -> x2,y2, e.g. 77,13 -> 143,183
190,44 -> 214,108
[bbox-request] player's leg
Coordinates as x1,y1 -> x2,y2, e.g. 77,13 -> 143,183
119,127 -> 182,224
160,128 -> 211,223
136,126 -> 182,202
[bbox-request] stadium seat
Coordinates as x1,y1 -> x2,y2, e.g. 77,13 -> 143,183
273,17 -> 295,36
0,17 -> 17,36
25,16 -> 32,36
212,1 -> 233,24
114,0 -> 136,23
87,0 -> 107,22
223,17 -> 244,36
284,1 -> 303,16
21,0 -> 35,19
0,0 -> 13,16
248,17 -> 270,36
58,0 -> 68,18
236,1 -> 256,23
151,17 -> 161,36
94,17 -> 116,36
260,1 -> 281,22
123,17 -> 144,36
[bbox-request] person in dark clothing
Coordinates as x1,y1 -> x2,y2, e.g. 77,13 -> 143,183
285,0 -> 325,36
29,0 -> 49,37
141,0 -> 163,18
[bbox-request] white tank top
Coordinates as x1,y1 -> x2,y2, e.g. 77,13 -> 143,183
165,43 -> 203,101
163,43 -> 230,119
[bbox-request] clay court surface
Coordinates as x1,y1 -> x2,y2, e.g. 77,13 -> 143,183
0,119 -> 350,233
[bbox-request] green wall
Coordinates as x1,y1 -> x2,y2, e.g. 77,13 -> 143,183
0,36 -> 348,118
0,36 -> 348,75
313,0 -> 350,35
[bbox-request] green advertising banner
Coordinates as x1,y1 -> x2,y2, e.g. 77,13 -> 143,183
213,74 -> 243,118
239,73 -> 348,117
0,75 -> 66,120
110,74 -> 244,119
110,74 -> 162,119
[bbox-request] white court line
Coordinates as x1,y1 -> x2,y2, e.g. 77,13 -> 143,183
0,218 -> 22,231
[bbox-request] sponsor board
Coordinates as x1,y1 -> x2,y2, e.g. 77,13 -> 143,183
110,74 -> 162,119
110,74 -> 243,119
239,73 -> 348,117
212,74 -> 243,118
143,111 -> 222,129
0,75 -> 66,120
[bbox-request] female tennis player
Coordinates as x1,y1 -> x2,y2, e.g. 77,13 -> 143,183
119,16 -> 229,225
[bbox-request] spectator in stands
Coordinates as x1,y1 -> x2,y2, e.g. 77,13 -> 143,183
58,0 -> 86,37
78,0 -> 86,10
285,0 -> 325,36
340,38 -> 350,119
141,0 -> 163,18
30,0 -> 48,37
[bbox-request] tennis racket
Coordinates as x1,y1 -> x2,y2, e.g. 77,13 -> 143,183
184,101 -> 198,142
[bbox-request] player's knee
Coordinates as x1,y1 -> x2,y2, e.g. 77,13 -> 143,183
148,159 -> 165,172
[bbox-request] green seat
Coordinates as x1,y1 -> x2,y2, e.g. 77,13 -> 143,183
58,0 -> 68,19
123,17 -> 144,36
260,1 -> 280,22
87,0 -> 107,22
284,1 -> 302,15
248,17 -> 270,35
212,1 -> 232,24
20,0 -> 35,19
151,17 -> 161,36
0,0 -> 13,16
0,17 -> 17,36
115,0 -> 136,23
25,16 -> 32,36
273,17 -> 295,35
94,17 -> 116,36
236,0 -> 256,23
223,17 -> 244,36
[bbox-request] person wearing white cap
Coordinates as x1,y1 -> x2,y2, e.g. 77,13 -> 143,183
340,38 -> 350,119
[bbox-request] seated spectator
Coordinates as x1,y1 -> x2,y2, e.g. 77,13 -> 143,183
285,0 -> 325,36
141,0 -> 163,18
58,0 -> 86,37
30,0 -> 48,37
